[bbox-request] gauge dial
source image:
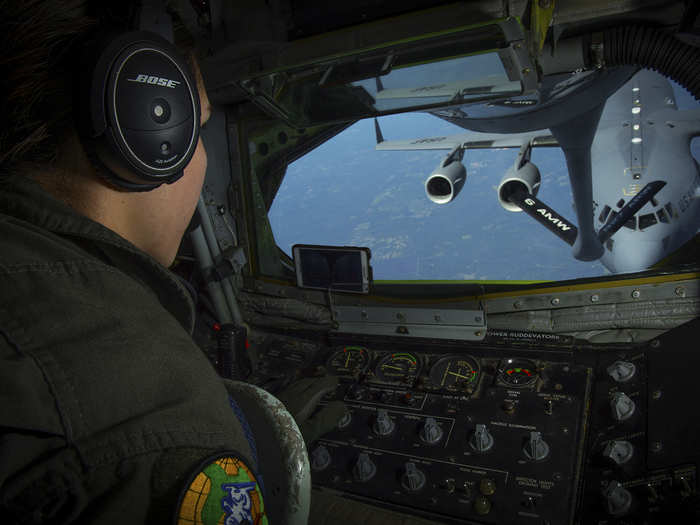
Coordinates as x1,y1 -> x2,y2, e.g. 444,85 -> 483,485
498,358 -> 538,387
326,346 -> 370,376
375,352 -> 421,383
429,355 -> 480,392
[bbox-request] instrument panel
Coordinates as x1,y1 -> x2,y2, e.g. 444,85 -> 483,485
325,345 -> 540,394
247,322 -> 700,525
305,342 -> 585,525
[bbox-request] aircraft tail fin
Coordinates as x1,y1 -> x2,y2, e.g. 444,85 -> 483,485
376,76 -> 384,93
374,118 -> 385,145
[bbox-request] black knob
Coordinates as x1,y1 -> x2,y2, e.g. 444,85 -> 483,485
401,462 -> 426,492
353,453 -> 377,482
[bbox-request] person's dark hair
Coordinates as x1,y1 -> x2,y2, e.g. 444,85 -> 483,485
0,0 -> 196,179
0,0 -> 98,177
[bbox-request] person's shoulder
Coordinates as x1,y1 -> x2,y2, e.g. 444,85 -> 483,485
0,212 -> 117,277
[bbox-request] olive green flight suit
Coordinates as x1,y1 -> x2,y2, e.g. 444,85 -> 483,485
0,174 -> 267,523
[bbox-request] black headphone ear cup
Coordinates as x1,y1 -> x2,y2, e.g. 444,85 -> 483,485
80,31 -> 200,190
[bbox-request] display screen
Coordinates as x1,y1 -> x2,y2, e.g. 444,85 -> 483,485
293,245 -> 370,293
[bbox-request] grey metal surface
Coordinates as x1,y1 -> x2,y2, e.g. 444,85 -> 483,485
485,277 -> 700,313
333,306 -> 486,341
197,196 -> 245,325
485,277 -> 700,342
189,226 -> 234,322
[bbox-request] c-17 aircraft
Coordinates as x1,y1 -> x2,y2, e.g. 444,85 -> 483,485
375,68 -> 700,274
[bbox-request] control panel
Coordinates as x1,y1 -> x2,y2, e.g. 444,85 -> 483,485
244,319 -> 700,524
579,345 -> 698,524
306,344 -> 591,524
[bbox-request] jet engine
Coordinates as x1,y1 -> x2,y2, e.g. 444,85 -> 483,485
425,157 -> 466,204
497,161 -> 541,212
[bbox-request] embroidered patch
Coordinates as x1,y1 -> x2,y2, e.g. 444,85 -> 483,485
176,453 -> 268,525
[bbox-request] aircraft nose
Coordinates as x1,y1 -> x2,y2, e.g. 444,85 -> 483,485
606,238 -> 667,274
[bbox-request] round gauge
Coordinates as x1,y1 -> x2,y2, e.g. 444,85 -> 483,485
375,352 -> 421,383
429,355 -> 480,392
498,358 -> 538,387
326,346 -> 370,376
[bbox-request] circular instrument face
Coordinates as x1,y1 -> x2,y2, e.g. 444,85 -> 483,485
429,355 -> 480,392
326,346 -> 370,376
375,352 -> 421,383
498,358 -> 538,387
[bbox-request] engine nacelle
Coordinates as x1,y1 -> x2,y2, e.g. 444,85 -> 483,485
425,159 -> 467,204
497,161 -> 542,212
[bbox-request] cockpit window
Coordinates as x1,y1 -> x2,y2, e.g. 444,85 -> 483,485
268,113 -> 608,281
265,74 -> 700,282
638,213 -> 658,230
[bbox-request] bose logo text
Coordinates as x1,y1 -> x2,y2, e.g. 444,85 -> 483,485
127,74 -> 180,88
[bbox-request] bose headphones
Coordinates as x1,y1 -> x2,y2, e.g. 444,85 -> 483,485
77,0 -> 201,192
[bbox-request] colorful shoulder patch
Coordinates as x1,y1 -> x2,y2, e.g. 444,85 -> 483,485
176,452 -> 268,525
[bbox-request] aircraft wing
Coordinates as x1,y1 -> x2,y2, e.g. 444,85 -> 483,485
374,123 -> 557,151
375,76 -> 521,100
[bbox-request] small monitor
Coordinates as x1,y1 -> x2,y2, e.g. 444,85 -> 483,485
292,245 -> 372,294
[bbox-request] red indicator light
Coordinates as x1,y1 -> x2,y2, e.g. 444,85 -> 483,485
245,339 -> 250,350
213,323 -> 221,331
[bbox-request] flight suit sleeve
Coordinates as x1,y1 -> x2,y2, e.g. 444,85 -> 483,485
0,335 -> 75,522
0,336 -> 265,525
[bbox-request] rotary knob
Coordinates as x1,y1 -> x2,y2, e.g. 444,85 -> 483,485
473,496 -> 492,515
604,480 -> 632,516
348,384 -> 366,400
376,390 -> 392,403
602,440 -> 634,465
310,445 -> 331,471
523,431 -> 549,461
469,424 -> 494,453
401,462 -> 426,492
373,409 -> 395,436
420,417 -> 443,444
337,410 -> 352,429
607,361 -> 636,382
479,478 -> 496,496
610,392 -> 636,421
353,452 -> 377,482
